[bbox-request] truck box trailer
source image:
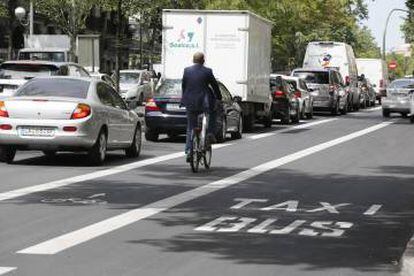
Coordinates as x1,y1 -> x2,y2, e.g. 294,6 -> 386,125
162,9 -> 273,129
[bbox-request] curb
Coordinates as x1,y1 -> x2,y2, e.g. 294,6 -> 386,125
401,237 -> 414,276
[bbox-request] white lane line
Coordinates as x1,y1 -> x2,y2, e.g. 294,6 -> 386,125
248,118 -> 337,140
17,121 -> 393,255
0,143 -> 231,202
0,267 -> 16,275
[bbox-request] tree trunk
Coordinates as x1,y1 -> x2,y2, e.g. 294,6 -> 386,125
69,34 -> 77,62
114,0 -> 122,92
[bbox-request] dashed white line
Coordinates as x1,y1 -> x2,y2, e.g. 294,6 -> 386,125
0,143 -> 231,202
0,267 -> 16,275
17,121 -> 393,255
248,118 -> 337,140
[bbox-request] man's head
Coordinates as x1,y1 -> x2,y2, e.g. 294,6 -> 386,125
193,52 -> 205,65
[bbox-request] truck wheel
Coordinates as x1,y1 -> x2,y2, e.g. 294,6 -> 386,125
145,129 -> 159,142
243,114 -> 254,132
382,109 -> 390,118
125,124 -> 142,158
0,146 -> 16,164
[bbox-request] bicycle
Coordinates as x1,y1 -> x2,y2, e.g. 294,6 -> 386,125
189,112 -> 212,173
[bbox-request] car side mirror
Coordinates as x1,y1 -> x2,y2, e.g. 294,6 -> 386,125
233,96 -> 242,102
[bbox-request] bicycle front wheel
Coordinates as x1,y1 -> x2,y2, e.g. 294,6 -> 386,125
190,134 -> 200,173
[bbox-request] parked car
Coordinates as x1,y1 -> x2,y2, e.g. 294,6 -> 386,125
0,60 -> 90,97
269,74 -> 300,124
292,68 -> 347,115
145,79 -> 243,142
382,78 -> 414,118
303,41 -> 361,111
283,76 -> 314,119
89,72 -> 116,88
115,70 -> 153,108
0,77 -> 142,165
356,58 -> 389,104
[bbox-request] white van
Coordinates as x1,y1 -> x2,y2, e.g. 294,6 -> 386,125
356,58 -> 388,104
303,41 -> 361,111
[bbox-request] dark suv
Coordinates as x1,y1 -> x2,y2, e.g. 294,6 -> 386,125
291,68 -> 347,115
270,74 -> 300,124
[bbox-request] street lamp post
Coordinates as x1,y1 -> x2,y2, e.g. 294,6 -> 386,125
382,8 -> 410,60
14,1 -> 34,35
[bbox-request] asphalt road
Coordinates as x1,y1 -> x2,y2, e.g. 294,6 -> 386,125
1,107 -> 414,276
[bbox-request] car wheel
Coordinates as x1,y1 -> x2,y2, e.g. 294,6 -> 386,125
382,109 -> 390,118
378,98 -> 382,105
43,151 -> 57,158
216,119 -> 227,143
401,113 -> 408,118
243,114 -> 254,132
306,103 -> 314,119
0,146 -> 16,164
354,99 -> 360,111
125,124 -> 142,158
411,116 -> 414,124
145,129 -> 159,142
88,130 -> 107,166
231,115 -> 243,140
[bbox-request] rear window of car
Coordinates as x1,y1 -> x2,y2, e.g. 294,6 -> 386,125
292,71 -> 329,84
0,63 -> 60,79
16,78 -> 90,98
389,79 -> 414,89
156,79 -> 182,97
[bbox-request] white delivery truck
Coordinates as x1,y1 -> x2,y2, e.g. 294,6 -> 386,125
303,41 -> 361,111
356,58 -> 388,104
162,9 -> 273,130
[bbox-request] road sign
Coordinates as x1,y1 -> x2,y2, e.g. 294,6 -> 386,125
389,60 -> 398,70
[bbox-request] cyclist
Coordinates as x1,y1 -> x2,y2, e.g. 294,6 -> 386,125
181,52 -> 222,162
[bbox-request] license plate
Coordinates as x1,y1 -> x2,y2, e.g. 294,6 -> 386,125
167,103 -> 185,111
18,127 -> 56,137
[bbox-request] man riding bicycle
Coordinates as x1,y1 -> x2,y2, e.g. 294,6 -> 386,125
181,52 -> 222,162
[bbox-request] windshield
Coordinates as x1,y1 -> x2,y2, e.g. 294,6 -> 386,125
156,80 -> 182,97
0,63 -> 60,79
389,79 -> 414,89
19,52 -> 66,62
16,79 -> 90,98
292,71 -> 329,84
119,72 -> 141,84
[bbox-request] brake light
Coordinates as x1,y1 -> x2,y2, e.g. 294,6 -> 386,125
0,124 -> 12,130
294,91 -> 301,98
145,98 -> 161,111
273,90 -> 286,98
380,79 -> 384,88
71,104 -> 91,120
0,101 -> 8,118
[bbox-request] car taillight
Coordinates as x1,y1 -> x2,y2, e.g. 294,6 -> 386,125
71,104 -> 91,120
0,101 -> 8,118
63,126 -> 77,132
145,98 -> 161,111
294,91 -> 301,98
0,124 -> 12,130
273,90 -> 286,98
380,79 -> 384,88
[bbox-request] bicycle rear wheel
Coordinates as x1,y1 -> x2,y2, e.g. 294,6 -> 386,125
203,145 -> 212,169
190,133 -> 200,173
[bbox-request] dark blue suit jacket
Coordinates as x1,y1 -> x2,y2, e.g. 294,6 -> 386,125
181,64 -> 222,112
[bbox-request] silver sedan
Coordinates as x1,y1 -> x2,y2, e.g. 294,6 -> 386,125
0,77 -> 142,165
